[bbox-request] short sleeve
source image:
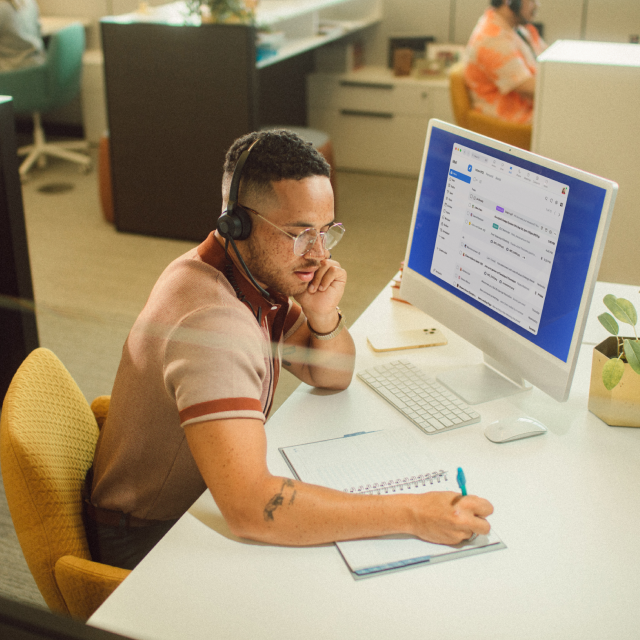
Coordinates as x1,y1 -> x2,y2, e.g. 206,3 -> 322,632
163,304 -> 269,427
476,35 -> 532,95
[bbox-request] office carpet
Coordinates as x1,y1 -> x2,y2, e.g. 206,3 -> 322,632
0,149 -> 418,608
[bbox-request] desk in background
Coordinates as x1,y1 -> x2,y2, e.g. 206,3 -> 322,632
89,280 -> 640,640
101,0 -> 381,242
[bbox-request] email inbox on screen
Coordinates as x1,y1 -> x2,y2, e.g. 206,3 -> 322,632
431,144 -> 569,335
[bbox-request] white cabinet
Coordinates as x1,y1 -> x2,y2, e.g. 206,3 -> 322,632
532,40 -> 640,285
308,67 -> 454,176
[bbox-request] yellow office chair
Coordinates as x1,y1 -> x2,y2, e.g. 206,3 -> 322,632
0,348 -> 129,620
449,62 -> 531,151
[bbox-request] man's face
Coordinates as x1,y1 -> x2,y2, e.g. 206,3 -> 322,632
239,176 -> 335,297
517,0 -> 539,24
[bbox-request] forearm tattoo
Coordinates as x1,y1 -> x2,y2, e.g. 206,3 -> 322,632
264,479 -> 297,521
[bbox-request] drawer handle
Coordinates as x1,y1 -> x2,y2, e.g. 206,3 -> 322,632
340,109 -> 394,119
339,81 -> 394,90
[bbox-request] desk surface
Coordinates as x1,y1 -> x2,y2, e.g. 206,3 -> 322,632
89,281 -> 640,640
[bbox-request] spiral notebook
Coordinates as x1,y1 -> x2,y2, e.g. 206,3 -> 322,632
280,427 -> 505,578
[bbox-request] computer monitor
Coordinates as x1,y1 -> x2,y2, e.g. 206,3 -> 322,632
400,120 -> 617,404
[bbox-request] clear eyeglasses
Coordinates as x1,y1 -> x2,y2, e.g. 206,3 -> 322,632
242,205 -> 345,257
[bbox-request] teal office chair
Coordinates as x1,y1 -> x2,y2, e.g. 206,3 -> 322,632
0,22 -> 90,179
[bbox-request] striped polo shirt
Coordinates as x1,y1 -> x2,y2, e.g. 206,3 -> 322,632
90,232 -> 305,521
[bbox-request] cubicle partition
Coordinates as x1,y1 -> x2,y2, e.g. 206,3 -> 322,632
0,97 -> 38,401
101,21 -> 261,241
100,0 -> 378,242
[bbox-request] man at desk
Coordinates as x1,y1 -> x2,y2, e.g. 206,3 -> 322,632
85,130 -> 493,570
465,0 -> 547,125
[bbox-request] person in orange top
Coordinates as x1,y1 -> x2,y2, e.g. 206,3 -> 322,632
465,0 -> 547,125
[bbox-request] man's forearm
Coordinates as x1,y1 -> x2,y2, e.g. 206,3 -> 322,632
186,419 -> 493,551
223,474 -> 490,547
283,319 -> 355,389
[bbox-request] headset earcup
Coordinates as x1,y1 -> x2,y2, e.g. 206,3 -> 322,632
234,206 -> 252,240
217,206 -> 252,240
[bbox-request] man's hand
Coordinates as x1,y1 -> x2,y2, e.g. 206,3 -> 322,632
186,418 -> 494,548
284,255 -> 354,389
293,257 -> 347,334
412,492 -> 493,545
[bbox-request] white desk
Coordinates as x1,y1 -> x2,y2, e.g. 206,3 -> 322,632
89,281 -> 640,640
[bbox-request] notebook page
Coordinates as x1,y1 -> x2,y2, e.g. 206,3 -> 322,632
280,427 -> 506,577
281,427 -> 450,492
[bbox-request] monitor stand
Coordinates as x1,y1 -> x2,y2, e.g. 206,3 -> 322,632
437,355 -> 532,405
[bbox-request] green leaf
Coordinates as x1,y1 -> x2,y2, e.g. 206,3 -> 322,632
616,298 -> 637,326
623,339 -> 640,376
602,357 -> 625,390
604,295 -> 637,326
598,312 -> 619,335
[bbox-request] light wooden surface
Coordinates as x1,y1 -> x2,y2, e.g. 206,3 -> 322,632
88,279 -> 640,640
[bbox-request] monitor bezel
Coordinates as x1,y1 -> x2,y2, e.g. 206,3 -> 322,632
400,119 -> 617,402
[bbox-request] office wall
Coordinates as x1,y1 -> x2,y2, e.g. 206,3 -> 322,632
362,0 -> 636,66
584,0 -> 640,43
37,0 -> 639,59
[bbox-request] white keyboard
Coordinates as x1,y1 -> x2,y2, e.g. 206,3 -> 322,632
357,360 -> 481,435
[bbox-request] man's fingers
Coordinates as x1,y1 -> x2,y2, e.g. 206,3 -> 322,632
472,516 -> 491,536
309,261 -> 345,293
459,495 -> 494,518
316,266 -> 346,292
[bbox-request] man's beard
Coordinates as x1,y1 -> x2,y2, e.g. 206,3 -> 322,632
243,236 -> 322,297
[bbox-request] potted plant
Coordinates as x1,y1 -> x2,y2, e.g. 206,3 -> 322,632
588,293 -> 640,427
185,0 -> 256,24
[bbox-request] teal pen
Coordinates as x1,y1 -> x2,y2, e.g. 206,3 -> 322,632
456,467 -> 467,496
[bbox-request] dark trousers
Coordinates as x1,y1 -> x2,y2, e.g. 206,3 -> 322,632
83,504 -> 178,571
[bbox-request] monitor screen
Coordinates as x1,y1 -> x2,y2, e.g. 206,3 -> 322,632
400,120 -> 617,403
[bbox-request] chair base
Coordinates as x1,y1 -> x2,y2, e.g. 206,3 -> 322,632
18,112 -> 92,179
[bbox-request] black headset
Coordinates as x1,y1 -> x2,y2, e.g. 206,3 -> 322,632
491,0 -> 522,13
216,137 -> 274,305
216,138 -> 259,241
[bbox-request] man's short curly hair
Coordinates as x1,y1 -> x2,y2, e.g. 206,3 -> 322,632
222,129 -> 331,203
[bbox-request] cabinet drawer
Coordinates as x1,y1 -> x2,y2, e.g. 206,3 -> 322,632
309,108 -> 429,176
308,74 -> 430,117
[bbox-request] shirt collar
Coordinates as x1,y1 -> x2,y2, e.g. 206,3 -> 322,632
197,232 -> 289,316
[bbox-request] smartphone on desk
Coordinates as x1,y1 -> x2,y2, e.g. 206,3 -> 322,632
367,328 -> 447,352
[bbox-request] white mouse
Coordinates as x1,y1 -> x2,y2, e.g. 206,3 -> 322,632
484,416 -> 547,443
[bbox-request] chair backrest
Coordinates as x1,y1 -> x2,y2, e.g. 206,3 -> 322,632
0,348 -> 98,615
448,61 -> 532,150
448,62 -> 471,128
44,22 -> 86,111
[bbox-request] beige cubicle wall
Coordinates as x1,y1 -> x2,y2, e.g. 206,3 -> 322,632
38,0 -> 640,68
532,40 -> 640,286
